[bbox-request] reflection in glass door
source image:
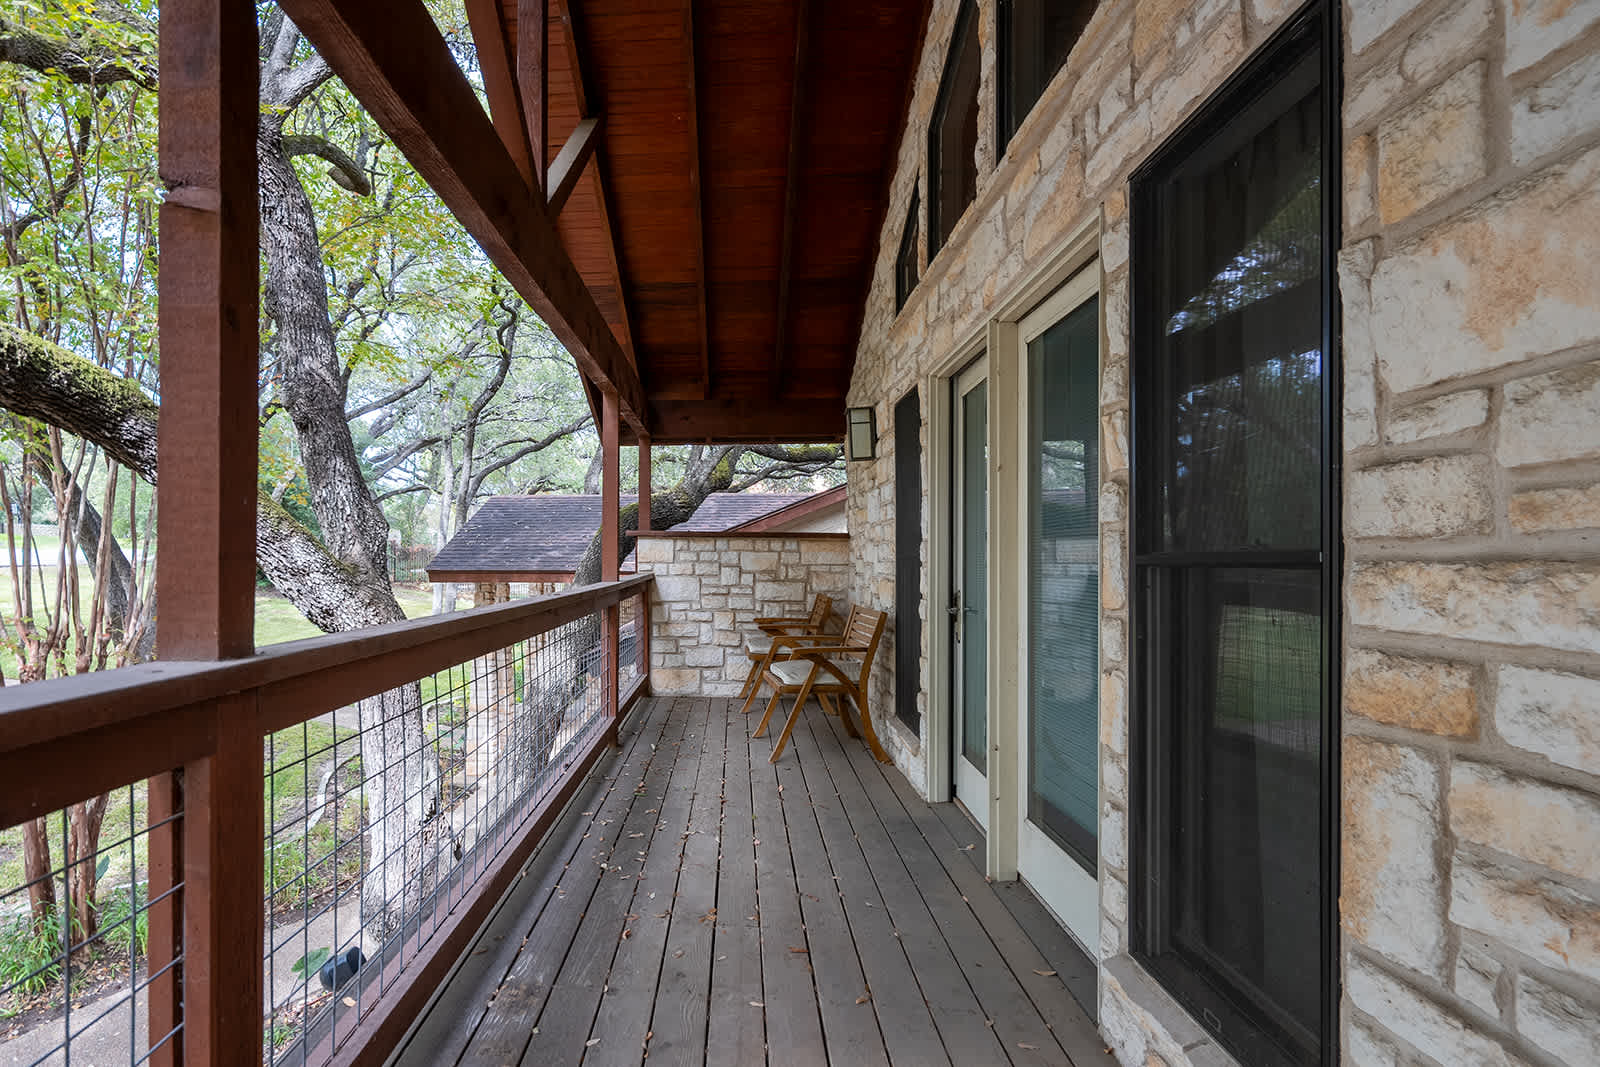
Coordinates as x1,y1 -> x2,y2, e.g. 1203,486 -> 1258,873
952,359 -> 988,827
1017,269 -> 1100,951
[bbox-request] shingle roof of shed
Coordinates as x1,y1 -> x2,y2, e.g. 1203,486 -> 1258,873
425,491 -> 819,577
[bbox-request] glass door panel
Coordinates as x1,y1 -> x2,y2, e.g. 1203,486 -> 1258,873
952,360 -> 989,826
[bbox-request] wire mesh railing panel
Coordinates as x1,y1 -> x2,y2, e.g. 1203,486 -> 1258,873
0,780 -> 181,1066
264,608 -> 610,1064
619,593 -> 644,692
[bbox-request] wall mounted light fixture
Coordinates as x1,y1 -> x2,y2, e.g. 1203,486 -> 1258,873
846,406 -> 877,461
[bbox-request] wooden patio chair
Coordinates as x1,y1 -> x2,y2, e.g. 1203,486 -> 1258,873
753,606 -> 890,765
736,593 -> 835,714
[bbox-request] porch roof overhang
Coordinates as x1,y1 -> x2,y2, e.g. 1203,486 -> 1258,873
281,0 -> 930,445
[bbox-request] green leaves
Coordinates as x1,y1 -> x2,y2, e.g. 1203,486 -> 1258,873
291,946 -> 333,978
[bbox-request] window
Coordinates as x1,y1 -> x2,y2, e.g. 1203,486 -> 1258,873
1130,7 -> 1336,1067
928,0 -> 979,256
894,389 -> 923,731
998,0 -> 1096,149
896,187 -> 921,311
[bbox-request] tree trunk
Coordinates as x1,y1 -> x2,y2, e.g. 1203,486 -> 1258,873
22,817 -> 55,926
67,794 -> 109,941
257,130 -> 439,941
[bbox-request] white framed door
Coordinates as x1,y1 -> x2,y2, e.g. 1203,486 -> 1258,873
951,355 -> 989,828
1014,265 -> 1101,953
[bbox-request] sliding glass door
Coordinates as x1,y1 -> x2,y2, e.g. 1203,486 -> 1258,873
1131,7 -> 1335,1065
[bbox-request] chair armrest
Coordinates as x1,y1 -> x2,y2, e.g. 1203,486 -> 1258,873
769,634 -> 842,651
791,645 -> 866,659
758,621 -> 816,635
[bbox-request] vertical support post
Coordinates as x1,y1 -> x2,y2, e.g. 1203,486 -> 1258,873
637,434 -> 651,532
183,693 -> 265,1066
601,389 -> 620,741
518,0 -> 548,194
152,1 -> 259,1061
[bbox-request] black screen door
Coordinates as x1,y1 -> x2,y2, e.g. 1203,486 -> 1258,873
1130,7 -> 1337,1066
895,390 -> 923,732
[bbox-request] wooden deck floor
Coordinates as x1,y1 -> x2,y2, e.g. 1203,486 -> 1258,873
397,696 -> 1110,1066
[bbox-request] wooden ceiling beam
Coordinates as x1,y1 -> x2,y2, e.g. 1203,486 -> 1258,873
547,115 -> 601,216
646,396 -> 844,445
559,0 -> 643,395
516,0 -> 548,192
684,0 -> 712,401
462,0 -> 534,188
771,0 -> 813,405
279,0 -> 647,432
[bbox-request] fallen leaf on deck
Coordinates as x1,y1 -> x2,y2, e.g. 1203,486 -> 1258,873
960,844 -> 976,851
586,1038 -> 599,1047
1018,1043 -> 1038,1050
1033,969 -> 1057,977
855,992 -> 871,1004
342,997 -> 356,1007
788,946 -> 808,953
750,1001 -> 764,1008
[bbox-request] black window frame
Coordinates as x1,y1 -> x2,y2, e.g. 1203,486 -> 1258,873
927,0 -> 980,257
1128,4 -> 1341,1066
894,388 -> 924,732
896,186 -> 921,311
996,0 -> 1097,152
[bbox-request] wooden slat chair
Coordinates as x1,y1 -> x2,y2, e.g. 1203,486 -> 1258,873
736,593 -> 835,715
753,606 -> 890,765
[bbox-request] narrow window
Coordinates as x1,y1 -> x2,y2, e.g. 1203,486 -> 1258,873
896,187 -> 921,311
895,388 -> 923,731
998,0 -> 1096,149
1131,7 -> 1336,1066
928,0 -> 980,256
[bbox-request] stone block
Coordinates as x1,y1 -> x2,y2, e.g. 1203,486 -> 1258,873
1102,753 -> 1126,805
740,550 -> 779,572
1377,62 -> 1487,225
1345,132 -> 1376,227
1517,972 -> 1600,1066
652,667 -> 699,693
1346,1021 -> 1401,1067
1346,957 -> 1521,1066
1341,240 -> 1381,448
653,574 -> 701,603
1148,10 -> 1245,140
1102,616 -> 1125,665
1386,388 -> 1488,444
1498,360 -> 1600,468
1401,0 -> 1492,83
1371,145 -> 1600,394
1505,0 -> 1600,75
1086,101 -> 1150,190
1345,649 -> 1477,737
684,646 -> 724,668
1454,940 -> 1503,1019
799,539 -> 849,564
1342,738 -> 1447,977
1510,484 -> 1600,532
1102,529 -> 1127,611
1512,50 -> 1600,167
1102,410 -> 1129,473
1102,802 -> 1126,870
1346,455 -> 1494,538
1451,853 -> 1600,984
1101,669 -> 1128,756
1132,0 -> 1188,60
719,566 -> 743,587
1347,561 -> 1600,656
1348,0 -> 1429,53
1450,762 -> 1600,882
635,538 -> 674,564
1103,873 -> 1128,923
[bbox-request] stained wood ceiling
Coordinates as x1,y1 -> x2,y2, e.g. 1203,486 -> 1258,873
484,0 -> 929,443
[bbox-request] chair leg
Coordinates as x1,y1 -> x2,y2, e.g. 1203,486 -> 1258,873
753,688 -> 784,738
769,671 -> 817,763
847,689 -> 891,763
737,654 -> 765,710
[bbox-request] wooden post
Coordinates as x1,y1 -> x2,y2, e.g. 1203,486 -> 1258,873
182,694 -> 265,1065
601,389 -> 620,742
637,434 -> 651,532
152,0 -> 260,1061
517,0 -> 547,194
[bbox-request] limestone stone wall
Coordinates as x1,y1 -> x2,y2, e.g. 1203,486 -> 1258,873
844,0 -> 1600,1065
641,534 -> 851,697
1339,1 -> 1600,1064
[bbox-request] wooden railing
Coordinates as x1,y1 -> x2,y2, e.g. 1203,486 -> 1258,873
0,574 -> 653,1066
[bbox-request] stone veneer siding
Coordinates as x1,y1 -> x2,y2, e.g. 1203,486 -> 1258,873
842,0 -> 1600,1065
642,534 -> 851,697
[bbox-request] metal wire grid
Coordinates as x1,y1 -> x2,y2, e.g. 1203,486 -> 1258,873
0,782 -> 183,1066
619,595 -> 645,691
266,609 -> 612,1064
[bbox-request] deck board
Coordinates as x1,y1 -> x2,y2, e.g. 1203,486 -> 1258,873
398,696 -> 1110,1067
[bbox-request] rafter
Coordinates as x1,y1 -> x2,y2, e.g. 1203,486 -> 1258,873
684,0 -> 712,400
463,0 -> 534,187
559,0 -> 643,391
279,0 -> 647,432
547,115 -> 601,215
772,0 -> 812,405
517,0 -> 548,191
